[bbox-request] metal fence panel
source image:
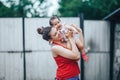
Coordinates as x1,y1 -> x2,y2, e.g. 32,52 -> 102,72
0,18 -> 23,80
84,20 -> 110,80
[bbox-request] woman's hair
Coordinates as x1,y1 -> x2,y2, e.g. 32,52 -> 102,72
37,26 -> 52,41
49,15 -> 61,26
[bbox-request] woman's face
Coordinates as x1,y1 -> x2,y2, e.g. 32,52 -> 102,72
50,27 -> 63,41
51,18 -> 62,30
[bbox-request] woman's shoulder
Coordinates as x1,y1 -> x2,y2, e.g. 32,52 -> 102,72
51,44 -> 66,54
51,45 -> 62,50
51,45 -> 64,56
51,45 -> 60,57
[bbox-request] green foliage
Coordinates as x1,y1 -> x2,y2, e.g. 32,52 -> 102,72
0,0 -> 51,17
0,1 -> 19,17
58,0 -> 120,20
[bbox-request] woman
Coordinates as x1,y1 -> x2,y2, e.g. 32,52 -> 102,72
37,26 -> 80,80
49,15 -> 88,62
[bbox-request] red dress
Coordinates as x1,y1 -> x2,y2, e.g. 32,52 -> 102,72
53,42 -> 80,79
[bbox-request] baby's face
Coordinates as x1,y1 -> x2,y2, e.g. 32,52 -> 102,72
51,18 -> 62,30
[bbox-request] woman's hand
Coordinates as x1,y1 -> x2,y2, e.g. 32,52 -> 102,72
65,30 -> 73,39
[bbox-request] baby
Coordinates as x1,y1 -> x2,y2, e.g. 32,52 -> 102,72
49,15 -> 88,62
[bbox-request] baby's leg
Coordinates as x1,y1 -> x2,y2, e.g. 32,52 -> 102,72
75,38 -> 85,53
75,38 -> 88,62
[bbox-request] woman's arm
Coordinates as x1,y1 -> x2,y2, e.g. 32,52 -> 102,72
51,45 -> 79,60
51,31 -> 80,60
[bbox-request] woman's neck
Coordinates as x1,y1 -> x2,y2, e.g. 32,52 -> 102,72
53,41 -> 62,44
52,40 -> 67,48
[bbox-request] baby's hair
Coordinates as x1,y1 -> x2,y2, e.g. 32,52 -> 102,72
49,15 -> 61,26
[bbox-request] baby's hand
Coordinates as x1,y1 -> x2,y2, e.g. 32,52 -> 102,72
70,24 -> 82,33
65,24 -> 79,34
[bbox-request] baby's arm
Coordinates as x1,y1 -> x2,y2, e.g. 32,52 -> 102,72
64,24 -> 79,34
70,24 -> 88,62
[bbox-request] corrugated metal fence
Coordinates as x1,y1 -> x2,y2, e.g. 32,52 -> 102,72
0,18 -> 110,80
84,20 -> 110,80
